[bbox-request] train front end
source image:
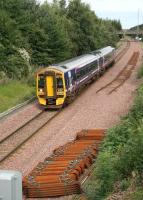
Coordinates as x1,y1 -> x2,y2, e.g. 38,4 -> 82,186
37,68 -> 66,109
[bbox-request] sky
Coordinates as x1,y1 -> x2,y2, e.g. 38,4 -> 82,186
39,0 -> 143,29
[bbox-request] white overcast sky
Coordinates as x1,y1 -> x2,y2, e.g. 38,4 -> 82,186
39,0 -> 143,29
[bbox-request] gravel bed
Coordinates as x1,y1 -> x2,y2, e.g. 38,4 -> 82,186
0,42 -> 142,200
0,111 -> 57,162
0,101 -> 42,141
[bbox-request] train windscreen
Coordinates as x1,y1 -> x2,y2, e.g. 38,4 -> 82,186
38,75 -> 44,88
57,77 -> 63,89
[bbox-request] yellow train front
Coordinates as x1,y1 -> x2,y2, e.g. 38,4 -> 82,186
37,68 -> 66,108
36,46 -> 115,109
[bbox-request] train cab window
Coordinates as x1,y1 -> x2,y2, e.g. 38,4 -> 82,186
57,77 -> 63,89
38,75 -> 44,88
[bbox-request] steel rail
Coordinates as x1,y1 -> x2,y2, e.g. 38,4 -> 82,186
96,41 -> 133,94
0,109 -> 62,163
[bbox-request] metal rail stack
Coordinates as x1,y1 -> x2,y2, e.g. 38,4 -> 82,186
23,129 -> 106,198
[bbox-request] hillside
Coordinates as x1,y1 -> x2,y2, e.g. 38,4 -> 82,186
0,0 -> 122,80
130,24 -> 143,31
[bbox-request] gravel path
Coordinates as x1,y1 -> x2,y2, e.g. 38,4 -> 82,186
0,41 -> 142,200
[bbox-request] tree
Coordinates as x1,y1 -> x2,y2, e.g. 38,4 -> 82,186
67,0 -> 101,55
39,3 -> 72,62
0,0 -> 121,79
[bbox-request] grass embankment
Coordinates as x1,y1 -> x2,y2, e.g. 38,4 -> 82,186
0,80 -> 35,113
83,64 -> 143,200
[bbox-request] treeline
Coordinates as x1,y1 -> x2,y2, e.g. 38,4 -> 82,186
0,0 -> 122,79
130,24 -> 143,31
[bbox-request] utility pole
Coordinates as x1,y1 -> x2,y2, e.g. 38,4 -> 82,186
137,9 -> 140,38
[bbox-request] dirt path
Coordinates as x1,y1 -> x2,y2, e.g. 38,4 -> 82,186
0,41 -> 142,200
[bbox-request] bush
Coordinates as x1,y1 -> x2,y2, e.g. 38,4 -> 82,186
119,178 -> 130,191
128,188 -> 143,200
101,120 -> 131,153
137,64 -> 143,79
117,125 -> 143,177
84,83 -> 143,199
84,152 -> 119,200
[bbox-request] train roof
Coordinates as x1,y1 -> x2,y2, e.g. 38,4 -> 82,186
53,53 -> 100,72
91,46 -> 115,56
99,46 -> 115,56
48,46 -> 115,73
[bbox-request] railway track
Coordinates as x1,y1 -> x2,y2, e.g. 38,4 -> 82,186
0,41 -> 131,159
0,110 -> 61,162
23,129 -> 106,198
96,51 -> 139,94
0,41 -> 130,163
114,40 -> 130,63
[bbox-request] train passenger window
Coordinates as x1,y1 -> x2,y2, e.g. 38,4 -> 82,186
81,69 -> 85,76
57,77 -> 63,88
88,61 -> 97,72
105,53 -> 112,62
77,73 -> 81,79
76,70 -> 82,79
89,65 -> 93,71
95,61 -> 98,68
38,75 -> 44,88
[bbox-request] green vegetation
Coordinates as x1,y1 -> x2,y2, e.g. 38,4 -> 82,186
0,81 -> 34,112
0,0 -> 121,80
130,24 -> 143,31
84,64 -> 143,199
130,24 -> 143,40
128,188 -> 143,200
137,64 -> 143,78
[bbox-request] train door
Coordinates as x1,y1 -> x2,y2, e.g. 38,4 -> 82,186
68,71 -> 72,87
99,56 -> 104,67
46,76 -> 54,97
56,75 -> 64,93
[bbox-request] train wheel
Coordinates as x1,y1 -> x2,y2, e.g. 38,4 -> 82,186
99,67 -> 105,76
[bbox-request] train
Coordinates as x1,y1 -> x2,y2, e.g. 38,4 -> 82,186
36,46 -> 115,108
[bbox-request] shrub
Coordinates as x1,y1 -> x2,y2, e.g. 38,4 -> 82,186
85,152 -> 118,200
101,120 -> 131,153
119,178 -> 130,191
128,188 -> 143,200
137,64 -> 143,79
84,82 -> 143,199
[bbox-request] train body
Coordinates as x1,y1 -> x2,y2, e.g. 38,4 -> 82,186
37,46 -> 115,108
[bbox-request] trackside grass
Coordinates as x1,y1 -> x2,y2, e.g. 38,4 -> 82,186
137,64 -> 143,78
83,64 -> 143,200
0,80 -> 35,113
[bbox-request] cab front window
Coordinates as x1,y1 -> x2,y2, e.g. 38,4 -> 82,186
57,77 -> 63,89
38,75 -> 44,88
